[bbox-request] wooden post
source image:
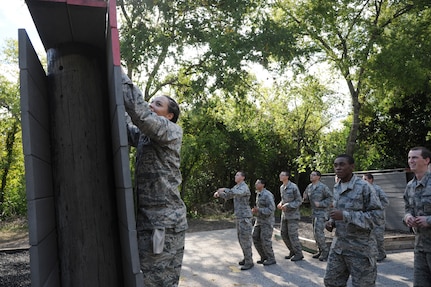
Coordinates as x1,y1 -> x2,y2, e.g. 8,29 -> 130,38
47,44 -> 122,286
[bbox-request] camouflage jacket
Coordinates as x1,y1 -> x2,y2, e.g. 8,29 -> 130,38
122,72 -> 188,232
304,181 -> 333,218
279,181 -> 302,220
330,175 -> 383,256
220,181 -> 252,219
254,188 -> 275,226
373,184 -> 389,209
404,171 -> 431,252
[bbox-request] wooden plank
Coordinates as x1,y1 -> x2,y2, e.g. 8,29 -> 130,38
43,266 -> 61,287
18,29 -> 47,78
68,4 -> 106,49
115,187 -> 136,228
27,197 -> 56,246
24,156 -> 53,200
20,72 -> 49,131
20,28 -> 60,287
26,1 -> 72,49
21,113 -> 51,161
118,223 -> 141,275
26,0 -> 107,50
372,172 -> 409,231
106,7 -> 143,282
112,141 -> 133,190
29,231 -> 59,287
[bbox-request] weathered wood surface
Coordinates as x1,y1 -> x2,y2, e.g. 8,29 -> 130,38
47,45 -> 122,287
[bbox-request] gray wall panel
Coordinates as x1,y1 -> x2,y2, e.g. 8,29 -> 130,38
21,113 -> 51,162
24,156 -> 53,200
20,28 -> 60,287
27,197 -> 56,246
29,231 -> 58,287
322,170 -> 410,232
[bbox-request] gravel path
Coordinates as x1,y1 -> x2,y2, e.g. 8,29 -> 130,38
0,250 -> 30,287
0,217 -> 409,286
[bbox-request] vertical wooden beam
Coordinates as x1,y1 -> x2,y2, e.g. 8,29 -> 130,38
47,44 -> 122,287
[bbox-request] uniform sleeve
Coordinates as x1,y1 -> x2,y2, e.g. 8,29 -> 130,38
125,112 -> 140,147
221,184 -> 249,200
376,185 -> 390,208
122,71 -> 180,145
259,192 -> 275,216
319,184 -> 333,208
283,185 -> 303,209
342,183 -> 383,230
403,183 -> 415,221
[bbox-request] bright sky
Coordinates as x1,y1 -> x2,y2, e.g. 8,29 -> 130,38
0,1 -> 44,53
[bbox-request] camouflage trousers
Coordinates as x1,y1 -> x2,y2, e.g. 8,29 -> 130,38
413,251 -> 431,287
236,217 -> 253,264
252,223 -> 275,260
280,219 -> 303,256
324,251 -> 377,287
313,216 -> 328,253
373,224 -> 386,259
138,229 -> 186,287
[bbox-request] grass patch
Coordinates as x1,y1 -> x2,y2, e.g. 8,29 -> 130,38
0,216 -> 28,233
0,216 -> 28,246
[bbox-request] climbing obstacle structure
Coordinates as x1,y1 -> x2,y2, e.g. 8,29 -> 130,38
19,0 -> 142,286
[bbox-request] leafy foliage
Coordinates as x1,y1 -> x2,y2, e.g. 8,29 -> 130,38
0,40 -> 26,218
1,2 -> 431,220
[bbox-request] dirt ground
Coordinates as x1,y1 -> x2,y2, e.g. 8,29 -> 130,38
0,215 -> 408,250
0,215 -> 412,287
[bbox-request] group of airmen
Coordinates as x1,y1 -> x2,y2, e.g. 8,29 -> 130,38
215,153 -> 409,287
122,72 -> 430,286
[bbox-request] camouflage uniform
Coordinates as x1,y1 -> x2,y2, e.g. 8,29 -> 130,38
304,181 -> 333,258
372,184 -> 389,261
279,181 -> 303,258
220,181 -> 253,265
324,175 -> 383,287
252,188 -> 276,262
403,171 -> 431,287
122,73 -> 188,287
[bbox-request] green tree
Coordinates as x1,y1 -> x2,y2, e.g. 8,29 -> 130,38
0,39 -> 26,218
267,0 -> 429,156
117,0 -> 271,98
357,7 -> 431,169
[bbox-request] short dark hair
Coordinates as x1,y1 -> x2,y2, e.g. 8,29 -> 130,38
238,170 -> 246,178
410,146 -> 431,161
335,154 -> 354,164
364,173 -> 374,180
257,178 -> 266,187
281,171 -> 290,177
164,95 -> 180,123
312,170 -> 321,177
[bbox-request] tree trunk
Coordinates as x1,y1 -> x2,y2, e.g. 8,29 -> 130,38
0,120 -> 18,215
346,89 -> 361,156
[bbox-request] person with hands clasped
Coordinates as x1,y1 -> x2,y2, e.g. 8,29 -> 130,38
278,171 -> 304,262
252,178 -> 276,266
324,154 -> 383,287
214,171 -> 254,270
403,146 -> 431,287
303,170 -> 333,261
